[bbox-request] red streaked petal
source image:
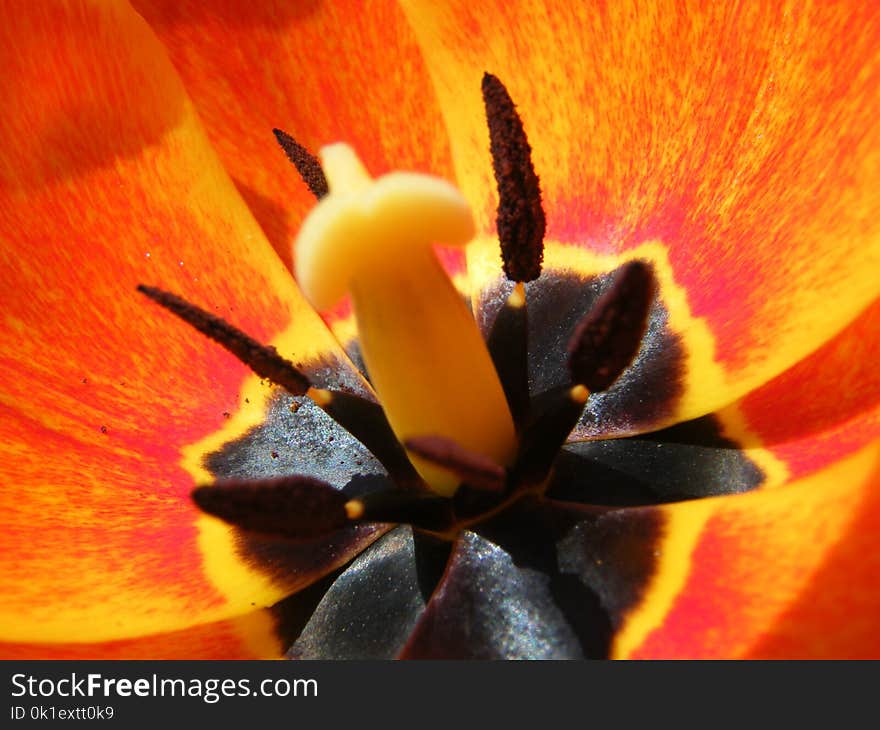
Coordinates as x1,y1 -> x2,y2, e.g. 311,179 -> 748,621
0,1 -> 367,645
727,295 -> 880,481
402,1 -> 880,424
614,442 -> 880,659
131,0 -> 461,276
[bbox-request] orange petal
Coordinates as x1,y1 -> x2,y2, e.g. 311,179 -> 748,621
0,1 -> 367,646
131,0 -> 462,278
728,295 -> 880,481
613,441 -> 880,659
402,1 -> 880,423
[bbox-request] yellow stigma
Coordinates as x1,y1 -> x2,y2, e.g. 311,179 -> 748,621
294,144 -> 517,496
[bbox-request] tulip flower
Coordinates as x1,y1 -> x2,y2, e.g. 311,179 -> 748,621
1,0 -> 879,659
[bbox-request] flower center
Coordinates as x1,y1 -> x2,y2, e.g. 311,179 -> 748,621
138,73 -> 655,544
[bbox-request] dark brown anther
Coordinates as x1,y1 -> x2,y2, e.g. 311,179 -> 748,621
404,435 -> 506,493
567,261 -> 656,392
481,72 -> 545,283
192,476 -> 349,541
272,128 -> 329,199
138,285 -> 310,396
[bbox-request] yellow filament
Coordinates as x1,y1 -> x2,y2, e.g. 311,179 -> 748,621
345,500 -> 365,521
307,386 -> 333,408
508,281 -> 526,309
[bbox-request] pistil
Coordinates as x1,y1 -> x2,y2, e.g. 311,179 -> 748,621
294,144 -> 517,496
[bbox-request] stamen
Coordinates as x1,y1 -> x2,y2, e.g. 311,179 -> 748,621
192,476 -> 348,541
307,387 -> 423,489
481,72 -> 545,282
487,282 -> 530,428
272,128 -> 329,199
567,261 -> 656,392
137,285 -> 310,396
139,286 -> 428,490
344,490 -> 454,533
404,435 -> 506,493
513,385 -> 590,487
